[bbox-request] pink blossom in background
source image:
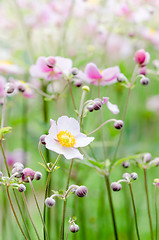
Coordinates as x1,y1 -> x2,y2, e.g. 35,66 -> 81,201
0,76 -> 6,97
6,149 -> 26,168
78,63 -> 120,86
0,60 -> 24,75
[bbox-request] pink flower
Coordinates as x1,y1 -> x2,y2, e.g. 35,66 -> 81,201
45,116 -> 94,160
134,49 -> 150,66
6,149 -> 26,168
78,63 -> 120,86
0,60 -> 24,75
30,56 -> 73,81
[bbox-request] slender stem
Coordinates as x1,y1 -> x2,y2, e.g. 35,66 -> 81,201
104,174 -> 118,240
155,185 -> 158,240
68,79 -> 77,111
28,177 -> 49,240
78,90 -> 86,126
61,159 -> 74,240
0,140 -> 10,176
87,119 -> 116,136
128,184 -> 140,240
1,93 -> 7,128
66,225 -> 71,240
22,192 -> 41,240
6,187 -> 28,240
38,142 -> 50,170
144,168 -> 154,240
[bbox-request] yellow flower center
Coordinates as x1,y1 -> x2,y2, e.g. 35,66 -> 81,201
57,131 -> 76,148
0,60 -> 13,65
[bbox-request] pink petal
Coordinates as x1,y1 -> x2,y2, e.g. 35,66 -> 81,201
107,101 -> 119,114
101,66 -> 120,85
55,56 -> 72,76
37,57 -> 53,73
74,133 -> 94,147
85,63 -> 102,80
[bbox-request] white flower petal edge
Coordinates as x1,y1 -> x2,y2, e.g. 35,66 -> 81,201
74,133 -> 94,147
57,116 -> 80,136
107,101 -> 120,114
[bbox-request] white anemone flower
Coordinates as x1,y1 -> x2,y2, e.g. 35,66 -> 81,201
45,116 -> 94,160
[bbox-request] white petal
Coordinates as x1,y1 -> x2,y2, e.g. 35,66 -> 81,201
57,116 -> 80,136
45,135 -> 65,155
107,101 -> 119,114
63,147 -> 83,160
48,119 -> 58,138
74,133 -> 94,147
55,56 -> 73,76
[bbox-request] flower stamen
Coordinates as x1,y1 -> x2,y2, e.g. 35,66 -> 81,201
57,131 -> 76,148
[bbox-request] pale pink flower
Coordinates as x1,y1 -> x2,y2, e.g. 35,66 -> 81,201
6,149 -> 26,167
30,56 -> 72,81
134,49 -> 150,66
0,60 -> 24,75
45,116 -> 94,160
78,63 -> 120,86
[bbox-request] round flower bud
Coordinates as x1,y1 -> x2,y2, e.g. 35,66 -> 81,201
131,172 -> 138,180
117,73 -> 128,82
34,171 -> 42,180
140,77 -> 150,86
18,184 -> 26,192
6,83 -> 15,94
134,49 -> 150,66
75,186 -> 88,197
139,66 -> 147,75
13,162 -> 24,169
111,182 -> 122,191
74,79 -> 82,87
153,158 -> 159,166
93,98 -> 102,110
122,161 -> 130,168
122,173 -> 131,179
87,105 -> 94,112
22,168 -> 35,183
70,224 -> 79,233
82,86 -> 90,92
114,120 -> 124,130
154,178 -> 159,184
0,171 -> 3,178
45,197 -> 56,207
142,153 -> 152,163
12,166 -> 24,178
71,68 -> 79,76
40,135 -> 46,145
18,83 -> 26,92
46,57 -> 56,68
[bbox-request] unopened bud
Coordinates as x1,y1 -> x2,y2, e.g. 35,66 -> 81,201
122,173 -> 131,179
87,105 -> 94,112
93,98 -> 102,110
46,57 -> 56,68
6,83 -> 15,94
13,162 -> 24,169
45,197 -> 56,207
12,166 -> 24,178
111,182 -> 122,191
143,153 -> 152,163
139,66 -> 147,75
40,135 -> 46,145
74,79 -> 82,87
75,186 -> 88,197
18,184 -> 26,192
122,161 -> 130,168
34,171 -> 42,180
140,77 -> 150,86
70,224 -> 79,233
117,73 -> 128,82
71,68 -> 79,76
114,120 -> 124,130
82,86 -> 90,92
131,172 -> 138,180
18,83 -> 26,92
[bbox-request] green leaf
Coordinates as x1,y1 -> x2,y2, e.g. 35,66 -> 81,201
0,127 -> 12,140
38,162 -> 50,172
88,159 -> 105,169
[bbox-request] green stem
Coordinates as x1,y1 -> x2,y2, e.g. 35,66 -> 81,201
6,187 -> 28,240
144,168 -> 154,240
104,174 -> 118,240
155,185 -> 158,240
22,192 -> 41,240
128,184 -> 140,240
61,159 -> 74,240
68,79 -> 77,111
28,177 -> 49,240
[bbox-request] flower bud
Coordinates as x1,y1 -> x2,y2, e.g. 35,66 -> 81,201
13,162 -> 24,169
140,77 -> 150,86
45,197 -> 56,207
22,168 -> 35,183
139,66 -> 147,75
122,173 -> 131,179
134,49 -> 150,66
6,83 -> 15,94
153,158 -> 159,166
131,172 -> 138,180
111,182 -> 122,191
114,120 -> 124,130
93,98 -> 102,110
75,186 -> 88,197
87,105 -> 94,112
18,83 -> 26,92
70,224 -> 79,233
71,68 -> 78,76
0,171 -> 3,178
18,184 -> 26,192
46,57 -> 56,68
82,86 -> 90,92
12,166 -> 24,178
40,135 -> 46,145
122,161 -> 130,168
74,79 -> 82,87
34,171 -> 42,180
142,153 -> 152,163
117,73 -> 128,82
